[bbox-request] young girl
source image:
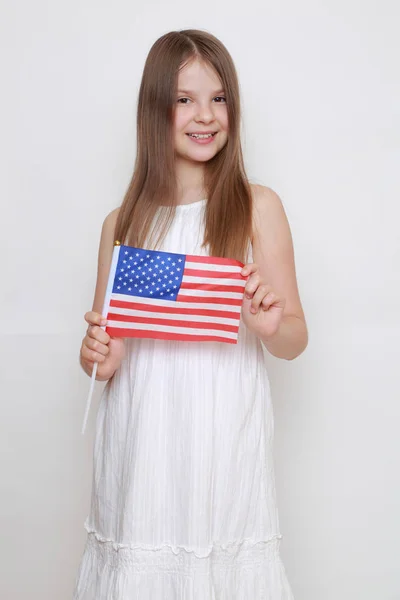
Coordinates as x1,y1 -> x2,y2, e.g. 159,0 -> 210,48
74,29 -> 308,600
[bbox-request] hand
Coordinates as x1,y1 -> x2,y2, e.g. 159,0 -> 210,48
80,311 -> 126,380
240,263 -> 286,339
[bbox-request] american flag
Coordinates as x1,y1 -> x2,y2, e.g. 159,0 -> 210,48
104,244 -> 246,344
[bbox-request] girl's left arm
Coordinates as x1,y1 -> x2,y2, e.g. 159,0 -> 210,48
241,185 -> 308,360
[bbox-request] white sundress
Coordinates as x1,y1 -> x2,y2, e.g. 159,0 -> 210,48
73,198 -> 295,599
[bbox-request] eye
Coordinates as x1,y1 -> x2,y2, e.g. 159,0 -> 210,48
214,96 -> 226,103
177,97 -> 190,104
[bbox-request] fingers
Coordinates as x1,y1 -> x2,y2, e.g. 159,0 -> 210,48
250,286 -> 275,313
81,336 -> 110,363
241,263 -> 258,278
82,311 -> 110,363
86,324 -> 110,345
84,311 -> 107,327
243,271 -> 263,300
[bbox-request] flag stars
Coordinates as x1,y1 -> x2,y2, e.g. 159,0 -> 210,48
115,247 -> 185,301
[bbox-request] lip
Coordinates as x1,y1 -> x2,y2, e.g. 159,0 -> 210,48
186,131 -> 217,135
186,132 -> 217,145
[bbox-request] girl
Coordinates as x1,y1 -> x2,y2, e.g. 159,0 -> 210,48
74,29 -> 308,600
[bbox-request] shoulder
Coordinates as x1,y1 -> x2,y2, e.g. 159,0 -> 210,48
249,183 -> 290,239
102,206 -> 121,233
249,183 -> 285,217
98,207 -> 121,269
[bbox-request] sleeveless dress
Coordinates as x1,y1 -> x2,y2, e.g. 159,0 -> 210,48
73,199 -> 295,600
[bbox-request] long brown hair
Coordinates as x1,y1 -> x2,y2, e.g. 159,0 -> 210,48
114,29 -> 253,262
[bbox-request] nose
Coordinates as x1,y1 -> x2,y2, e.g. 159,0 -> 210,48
194,102 -> 216,124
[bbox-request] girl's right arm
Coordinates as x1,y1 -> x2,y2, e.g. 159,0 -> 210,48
79,208 -> 126,381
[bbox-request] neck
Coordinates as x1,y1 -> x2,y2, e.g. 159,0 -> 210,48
175,155 -> 206,205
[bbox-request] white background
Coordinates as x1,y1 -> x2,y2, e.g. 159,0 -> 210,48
1,1 -> 399,598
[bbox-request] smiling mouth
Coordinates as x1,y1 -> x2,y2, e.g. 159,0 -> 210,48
186,132 -> 217,139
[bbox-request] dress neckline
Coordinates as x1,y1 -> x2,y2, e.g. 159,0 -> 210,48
160,198 -> 207,211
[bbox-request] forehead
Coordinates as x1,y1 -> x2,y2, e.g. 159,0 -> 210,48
177,58 -> 223,91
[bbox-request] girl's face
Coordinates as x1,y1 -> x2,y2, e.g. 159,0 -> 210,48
173,58 -> 229,163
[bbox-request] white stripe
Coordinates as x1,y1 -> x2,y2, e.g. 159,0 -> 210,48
185,261 -> 242,273
106,319 -> 237,340
109,306 -> 239,326
111,293 -> 242,313
182,275 -> 246,287
178,289 -> 243,300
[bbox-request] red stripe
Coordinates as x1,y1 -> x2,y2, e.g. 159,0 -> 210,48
180,282 -> 244,293
106,327 -> 237,344
109,299 -> 240,319
176,294 -> 242,306
186,255 -> 244,268
183,268 -> 246,280
107,313 -> 239,333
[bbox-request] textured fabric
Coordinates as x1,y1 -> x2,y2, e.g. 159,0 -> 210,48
73,199 -> 295,599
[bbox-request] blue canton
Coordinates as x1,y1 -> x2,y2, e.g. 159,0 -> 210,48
113,245 -> 186,301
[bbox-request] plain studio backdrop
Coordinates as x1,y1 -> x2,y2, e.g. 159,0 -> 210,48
1,1 -> 399,599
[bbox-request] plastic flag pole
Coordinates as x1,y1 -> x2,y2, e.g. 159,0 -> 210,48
81,241 -> 122,435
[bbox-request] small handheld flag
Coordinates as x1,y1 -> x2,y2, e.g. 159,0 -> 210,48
81,242 -> 246,433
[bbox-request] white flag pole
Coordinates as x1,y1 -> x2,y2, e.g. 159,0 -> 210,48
81,241 -> 122,435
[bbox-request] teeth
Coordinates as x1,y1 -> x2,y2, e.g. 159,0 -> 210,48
189,133 -> 213,139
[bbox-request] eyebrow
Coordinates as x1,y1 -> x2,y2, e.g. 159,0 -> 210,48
177,89 -> 225,95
